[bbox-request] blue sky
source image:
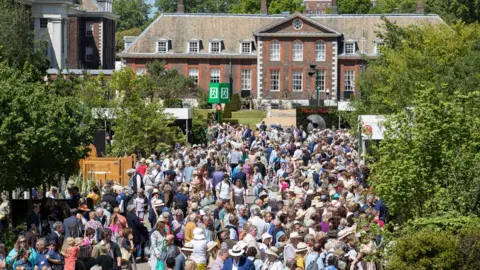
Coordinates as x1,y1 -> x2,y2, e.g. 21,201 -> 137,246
146,0 -> 158,17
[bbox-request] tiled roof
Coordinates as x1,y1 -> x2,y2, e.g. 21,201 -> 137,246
121,13 -> 444,57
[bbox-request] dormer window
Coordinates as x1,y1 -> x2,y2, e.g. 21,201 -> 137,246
345,41 -> 356,55
188,39 -> 200,53
374,39 -> 385,55
209,39 -> 222,54
156,37 -> 171,54
241,42 -> 252,54
157,41 -> 168,53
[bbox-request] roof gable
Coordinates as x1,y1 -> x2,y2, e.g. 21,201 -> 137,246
254,13 -> 341,37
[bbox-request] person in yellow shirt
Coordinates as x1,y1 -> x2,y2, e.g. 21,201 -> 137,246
87,186 -> 100,206
295,242 -> 309,270
184,213 -> 198,242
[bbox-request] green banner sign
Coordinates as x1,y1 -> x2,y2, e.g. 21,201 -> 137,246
208,83 -> 231,104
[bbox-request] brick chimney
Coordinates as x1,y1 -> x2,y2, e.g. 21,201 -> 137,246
330,0 -> 338,14
177,0 -> 185,13
416,0 -> 424,14
260,0 -> 268,14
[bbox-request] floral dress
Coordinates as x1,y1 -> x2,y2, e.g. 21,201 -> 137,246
150,230 -> 166,270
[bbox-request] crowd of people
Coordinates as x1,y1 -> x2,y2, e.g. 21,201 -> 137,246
0,121 -> 387,270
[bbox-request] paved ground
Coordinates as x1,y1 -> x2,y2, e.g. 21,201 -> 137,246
262,109 -> 297,127
136,187 -> 257,270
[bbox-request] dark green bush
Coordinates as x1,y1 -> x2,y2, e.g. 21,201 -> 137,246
230,93 -> 241,111
223,103 -> 232,118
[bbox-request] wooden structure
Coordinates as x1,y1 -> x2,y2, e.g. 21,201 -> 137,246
79,144 -> 136,186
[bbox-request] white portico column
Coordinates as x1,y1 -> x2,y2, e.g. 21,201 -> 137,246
50,18 -> 63,69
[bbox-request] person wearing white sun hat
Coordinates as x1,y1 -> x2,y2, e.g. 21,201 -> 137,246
261,247 -> 283,270
190,227 -> 207,270
222,244 -> 255,270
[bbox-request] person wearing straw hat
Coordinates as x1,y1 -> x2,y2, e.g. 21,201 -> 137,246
174,242 -> 194,270
283,232 -> 301,264
222,244 -> 255,270
209,248 -> 229,270
295,242 -> 309,270
206,241 -> 219,269
261,247 -> 283,270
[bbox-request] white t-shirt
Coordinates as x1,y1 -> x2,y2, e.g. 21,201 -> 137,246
216,181 -> 232,200
233,186 -> 245,197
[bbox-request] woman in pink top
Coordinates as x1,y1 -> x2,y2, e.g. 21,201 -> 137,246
62,237 -> 81,270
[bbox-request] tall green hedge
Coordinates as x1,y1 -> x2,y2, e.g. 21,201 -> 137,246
230,93 -> 241,111
223,103 -> 232,119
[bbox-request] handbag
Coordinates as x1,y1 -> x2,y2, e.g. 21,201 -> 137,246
120,247 -> 130,262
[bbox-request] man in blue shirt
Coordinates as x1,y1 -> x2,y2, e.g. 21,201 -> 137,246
212,166 -> 225,201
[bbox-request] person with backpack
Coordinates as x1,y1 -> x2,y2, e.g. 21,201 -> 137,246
63,209 -> 83,238
304,243 -> 324,270
215,175 -> 232,203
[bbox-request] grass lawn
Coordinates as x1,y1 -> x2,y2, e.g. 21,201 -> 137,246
196,109 -> 266,127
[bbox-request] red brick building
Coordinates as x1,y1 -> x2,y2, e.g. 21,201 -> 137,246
22,0 -> 117,70
303,0 -> 333,15
119,11 -> 442,105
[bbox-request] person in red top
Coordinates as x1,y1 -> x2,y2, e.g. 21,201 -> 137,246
137,158 -> 148,176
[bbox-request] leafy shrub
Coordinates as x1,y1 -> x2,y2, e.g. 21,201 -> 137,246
163,99 -> 183,108
387,229 -> 459,270
223,103 -> 232,119
197,91 -> 211,109
191,119 -> 207,145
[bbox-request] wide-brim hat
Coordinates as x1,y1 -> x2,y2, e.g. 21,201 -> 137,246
266,247 -> 279,258
193,227 -> 205,240
182,242 -> 194,251
295,242 -> 308,253
289,232 -> 301,239
152,189 -> 160,195
228,244 -> 245,257
295,210 -> 306,220
259,191 -> 268,198
207,241 -> 218,252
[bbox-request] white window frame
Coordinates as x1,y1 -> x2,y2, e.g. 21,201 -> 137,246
270,40 -> 280,61
136,68 -> 146,76
292,70 -> 303,92
292,40 -> 303,61
85,46 -> 93,62
40,18 -> 48,29
188,41 -> 200,53
86,22 -> 94,37
241,42 -> 252,54
210,69 -> 220,83
345,42 -> 356,55
188,68 -> 199,86
270,70 -> 280,92
316,70 -> 325,92
315,40 -> 326,61
241,69 -> 251,90
374,41 -> 385,55
157,41 -> 168,53
344,70 -> 355,91
209,41 -> 221,54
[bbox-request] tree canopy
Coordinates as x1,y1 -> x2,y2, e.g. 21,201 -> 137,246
352,20 -> 480,221
338,0 -> 372,14
0,64 -> 95,192
113,0 -> 151,31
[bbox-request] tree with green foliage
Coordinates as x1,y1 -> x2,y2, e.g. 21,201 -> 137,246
110,68 -> 184,156
116,28 -> 142,53
113,0 -> 151,31
369,0 -> 416,14
0,63 -> 95,192
425,0 -> 480,24
268,0 -> 304,14
142,61 -> 198,102
338,0 -> 372,14
352,20 -> 480,221
230,0 -> 260,14
0,1 -> 48,77
155,0 -> 236,14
